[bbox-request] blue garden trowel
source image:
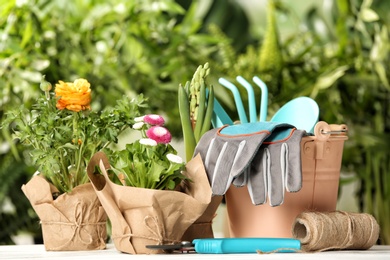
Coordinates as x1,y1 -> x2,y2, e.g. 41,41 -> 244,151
270,96 -> 319,134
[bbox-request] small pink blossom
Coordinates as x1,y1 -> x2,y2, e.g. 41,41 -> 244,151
146,126 -> 172,144
144,114 -> 165,126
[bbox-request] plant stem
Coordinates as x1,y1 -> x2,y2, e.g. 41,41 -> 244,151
73,113 -> 79,188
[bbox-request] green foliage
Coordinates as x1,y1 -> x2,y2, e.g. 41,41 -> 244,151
0,150 -> 41,245
0,0 -> 218,133
306,0 -> 390,244
258,0 -> 283,91
106,141 -> 186,190
0,0 -> 220,243
196,0 -> 253,52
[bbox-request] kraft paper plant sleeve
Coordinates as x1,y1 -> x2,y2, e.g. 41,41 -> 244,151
21,176 -> 107,251
87,152 -> 216,254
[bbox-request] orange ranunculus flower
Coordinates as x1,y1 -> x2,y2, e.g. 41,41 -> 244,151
55,79 -> 91,112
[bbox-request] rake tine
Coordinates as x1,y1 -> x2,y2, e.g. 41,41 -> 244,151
236,76 -> 257,123
253,76 -> 268,122
219,77 -> 248,123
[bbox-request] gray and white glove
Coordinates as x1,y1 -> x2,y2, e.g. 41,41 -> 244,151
193,122 -> 295,196
248,128 -> 306,206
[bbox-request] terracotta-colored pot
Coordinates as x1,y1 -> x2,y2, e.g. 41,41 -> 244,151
225,121 -> 348,238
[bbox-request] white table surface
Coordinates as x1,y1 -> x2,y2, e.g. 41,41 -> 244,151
1,244 -> 390,260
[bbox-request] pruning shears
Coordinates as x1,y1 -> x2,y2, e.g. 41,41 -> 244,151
146,237 -> 301,254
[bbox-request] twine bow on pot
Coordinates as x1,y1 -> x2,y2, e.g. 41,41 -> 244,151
40,201 -> 106,250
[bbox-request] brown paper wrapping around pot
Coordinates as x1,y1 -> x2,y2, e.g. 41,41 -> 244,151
87,152 -> 216,254
181,195 -> 223,241
21,176 -> 107,251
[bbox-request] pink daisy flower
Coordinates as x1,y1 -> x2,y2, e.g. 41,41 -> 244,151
144,114 -> 165,126
146,126 -> 172,144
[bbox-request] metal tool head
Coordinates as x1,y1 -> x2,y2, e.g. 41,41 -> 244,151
145,241 -> 194,253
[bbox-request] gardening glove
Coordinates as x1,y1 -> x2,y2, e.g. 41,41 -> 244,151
232,167 -> 249,187
247,128 -> 306,206
194,122 -> 295,196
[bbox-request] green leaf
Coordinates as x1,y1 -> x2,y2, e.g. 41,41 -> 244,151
370,26 -> 389,64
114,156 -> 128,170
20,19 -> 33,49
166,179 -> 176,190
360,8 -> 379,22
178,83 -> 196,162
374,62 -> 390,89
148,161 -> 165,183
311,66 -> 349,98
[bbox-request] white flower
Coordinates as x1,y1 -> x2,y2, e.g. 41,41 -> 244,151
139,138 -> 157,147
132,122 -> 144,130
134,115 -> 145,122
166,153 -> 183,164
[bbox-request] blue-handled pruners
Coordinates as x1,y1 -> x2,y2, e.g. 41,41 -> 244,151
146,237 -> 301,254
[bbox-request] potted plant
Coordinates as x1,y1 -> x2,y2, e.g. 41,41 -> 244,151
177,62 -> 224,241
1,77 -> 146,250
87,114 -> 214,254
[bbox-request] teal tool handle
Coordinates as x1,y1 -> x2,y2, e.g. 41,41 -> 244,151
193,238 -> 300,254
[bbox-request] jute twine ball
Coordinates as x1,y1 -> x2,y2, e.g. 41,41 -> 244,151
292,211 -> 380,252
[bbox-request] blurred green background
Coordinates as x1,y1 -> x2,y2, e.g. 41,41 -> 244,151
1,0 -> 390,244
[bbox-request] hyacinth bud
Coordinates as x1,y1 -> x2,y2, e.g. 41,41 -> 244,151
190,98 -> 197,113
190,83 -> 195,97
194,66 -> 201,82
205,68 -> 210,77
199,68 -> 205,78
40,75 -> 52,92
194,82 -> 200,92
193,106 -> 198,119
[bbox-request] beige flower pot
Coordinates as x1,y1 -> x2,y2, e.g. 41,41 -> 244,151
225,121 -> 348,238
